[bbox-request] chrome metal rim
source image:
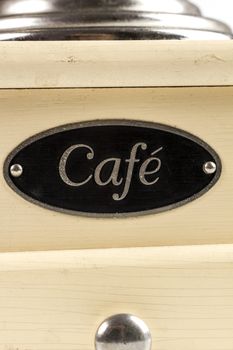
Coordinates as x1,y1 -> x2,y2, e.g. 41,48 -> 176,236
0,0 -> 231,40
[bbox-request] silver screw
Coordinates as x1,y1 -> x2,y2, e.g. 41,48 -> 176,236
203,161 -> 217,175
10,164 -> 23,178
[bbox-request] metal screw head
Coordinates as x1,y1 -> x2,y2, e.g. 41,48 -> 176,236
203,161 -> 217,175
10,164 -> 23,177
95,314 -> 152,350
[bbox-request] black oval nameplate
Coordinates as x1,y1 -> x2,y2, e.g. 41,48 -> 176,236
4,120 -> 221,217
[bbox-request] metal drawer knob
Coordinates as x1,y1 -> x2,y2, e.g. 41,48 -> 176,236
95,314 -> 152,350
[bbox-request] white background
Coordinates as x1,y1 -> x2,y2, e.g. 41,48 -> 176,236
192,0 -> 233,30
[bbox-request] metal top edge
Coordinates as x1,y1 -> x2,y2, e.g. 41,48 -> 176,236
0,0 -> 231,40
0,13 -> 231,40
0,0 -> 202,16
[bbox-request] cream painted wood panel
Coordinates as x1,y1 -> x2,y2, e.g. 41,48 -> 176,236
0,87 -> 232,252
0,87 -> 233,252
0,41 -> 233,88
0,245 -> 232,350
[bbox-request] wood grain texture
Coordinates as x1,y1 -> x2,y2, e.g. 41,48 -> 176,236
0,41 -> 233,88
0,86 -> 233,252
0,245 -> 232,350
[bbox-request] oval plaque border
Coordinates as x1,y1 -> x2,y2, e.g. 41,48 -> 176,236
3,120 -> 222,218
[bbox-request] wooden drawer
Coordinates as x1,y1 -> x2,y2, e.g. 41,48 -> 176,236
0,245 -> 232,350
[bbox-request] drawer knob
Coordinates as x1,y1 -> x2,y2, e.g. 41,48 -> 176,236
95,314 -> 152,350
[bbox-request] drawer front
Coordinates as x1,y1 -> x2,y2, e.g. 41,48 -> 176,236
0,245 -> 233,350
